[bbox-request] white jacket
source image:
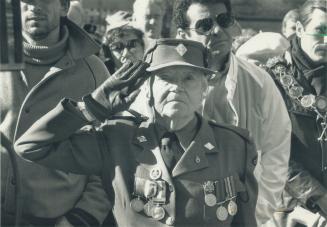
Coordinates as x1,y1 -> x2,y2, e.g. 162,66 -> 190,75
203,54 -> 291,225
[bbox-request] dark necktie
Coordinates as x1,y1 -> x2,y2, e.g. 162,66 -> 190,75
160,132 -> 177,171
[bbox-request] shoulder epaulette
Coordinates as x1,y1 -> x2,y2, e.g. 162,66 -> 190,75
208,120 -> 250,142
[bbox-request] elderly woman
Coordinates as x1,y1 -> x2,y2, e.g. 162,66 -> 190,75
15,39 -> 258,227
101,11 -> 145,74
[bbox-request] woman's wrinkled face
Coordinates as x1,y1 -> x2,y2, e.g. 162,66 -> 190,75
297,9 -> 327,64
109,30 -> 144,67
151,66 -> 207,119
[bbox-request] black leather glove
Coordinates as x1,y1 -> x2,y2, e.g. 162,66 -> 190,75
83,60 -> 150,121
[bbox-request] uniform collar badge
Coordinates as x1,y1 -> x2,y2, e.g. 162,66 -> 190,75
137,135 -> 147,143
204,142 -> 215,150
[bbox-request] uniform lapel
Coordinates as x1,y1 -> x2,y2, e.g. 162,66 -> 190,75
172,118 -> 221,177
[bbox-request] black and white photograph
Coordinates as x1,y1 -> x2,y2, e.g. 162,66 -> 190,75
0,0 -> 326,226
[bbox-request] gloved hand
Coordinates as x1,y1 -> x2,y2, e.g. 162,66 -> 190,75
83,60 -> 150,121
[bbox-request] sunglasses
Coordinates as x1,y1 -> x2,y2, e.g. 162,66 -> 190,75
109,39 -> 142,52
188,13 -> 235,35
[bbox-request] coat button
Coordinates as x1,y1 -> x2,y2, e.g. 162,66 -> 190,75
252,157 -> 258,166
166,217 -> 175,225
195,156 -> 201,164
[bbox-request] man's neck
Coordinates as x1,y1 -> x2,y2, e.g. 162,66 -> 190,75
23,26 -> 61,46
174,115 -> 199,150
209,52 -> 231,75
157,113 -> 199,149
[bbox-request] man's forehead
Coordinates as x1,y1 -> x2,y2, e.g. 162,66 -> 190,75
307,9 -> 327,26
187,2 -> 227,20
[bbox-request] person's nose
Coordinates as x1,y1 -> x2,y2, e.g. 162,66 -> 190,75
27,0 -> 43,12
120,48 -> 131,63
149,18 -> 156,25
210,22 -> 220,35
168,79 -> 186,91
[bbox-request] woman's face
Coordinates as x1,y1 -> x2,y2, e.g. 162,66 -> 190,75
109,30 -> 144,68
151,66 -> 207,120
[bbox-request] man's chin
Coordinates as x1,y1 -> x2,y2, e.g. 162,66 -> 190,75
25,29 -> 48,40
162,104 -> 188,118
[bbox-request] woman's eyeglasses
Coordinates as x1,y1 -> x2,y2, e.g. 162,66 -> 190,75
188,13 -> 235,35
109,39 -> 141,52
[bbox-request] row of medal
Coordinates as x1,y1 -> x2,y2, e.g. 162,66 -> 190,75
203,176 -> 238,221
130,167 -> 168,221
130,166 -> 240,222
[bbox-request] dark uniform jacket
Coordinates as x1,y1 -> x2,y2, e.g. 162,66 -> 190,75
15,99 -> 258,227
265,36 -> 327,213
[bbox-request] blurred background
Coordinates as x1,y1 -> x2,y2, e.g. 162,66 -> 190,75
81,0 -> 306,36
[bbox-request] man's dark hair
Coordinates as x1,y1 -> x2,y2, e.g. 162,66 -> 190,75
282,9 -> 300,31
173,0 -> 232,29
299,0 -> 327,27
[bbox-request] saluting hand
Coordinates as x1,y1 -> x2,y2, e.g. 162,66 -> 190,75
83,60 -> 150,121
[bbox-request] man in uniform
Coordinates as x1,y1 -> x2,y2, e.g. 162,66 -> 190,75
172,0 -> 292,225
15,39 -> 258,226
0,0 -> 110,226
265,0 -> 327,226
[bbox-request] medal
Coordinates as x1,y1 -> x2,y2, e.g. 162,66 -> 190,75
204,193 -> 217,207
165,217 -> 175,226
203,181 -> 217,206
315,96 -> 327,113
227,200 -> 238,216
144,180 -> 158,198
216,206 -> 228,221
151,180 -> 166,204
288,86 -> 303,99
301,94 -> 316,108
151,205 -> 165,220
280,74 -> 293,87
130,197 -> 145,213
150,167 -> 162,180
144,202 -> 153,217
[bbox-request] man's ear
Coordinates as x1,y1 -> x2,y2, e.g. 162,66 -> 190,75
226,20 -> 242,37
60,0 -> 70,17
296,21 -> 304,38
176,28 -> 187,38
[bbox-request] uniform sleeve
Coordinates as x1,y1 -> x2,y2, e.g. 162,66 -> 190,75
66,175 -> 111,226
69,55 -> 112,225
232,137 -> 259,227
256,72 -> 292,225
14,98 -> 105,176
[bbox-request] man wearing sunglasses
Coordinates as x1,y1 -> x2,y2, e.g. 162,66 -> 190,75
173,0 -> 292,226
